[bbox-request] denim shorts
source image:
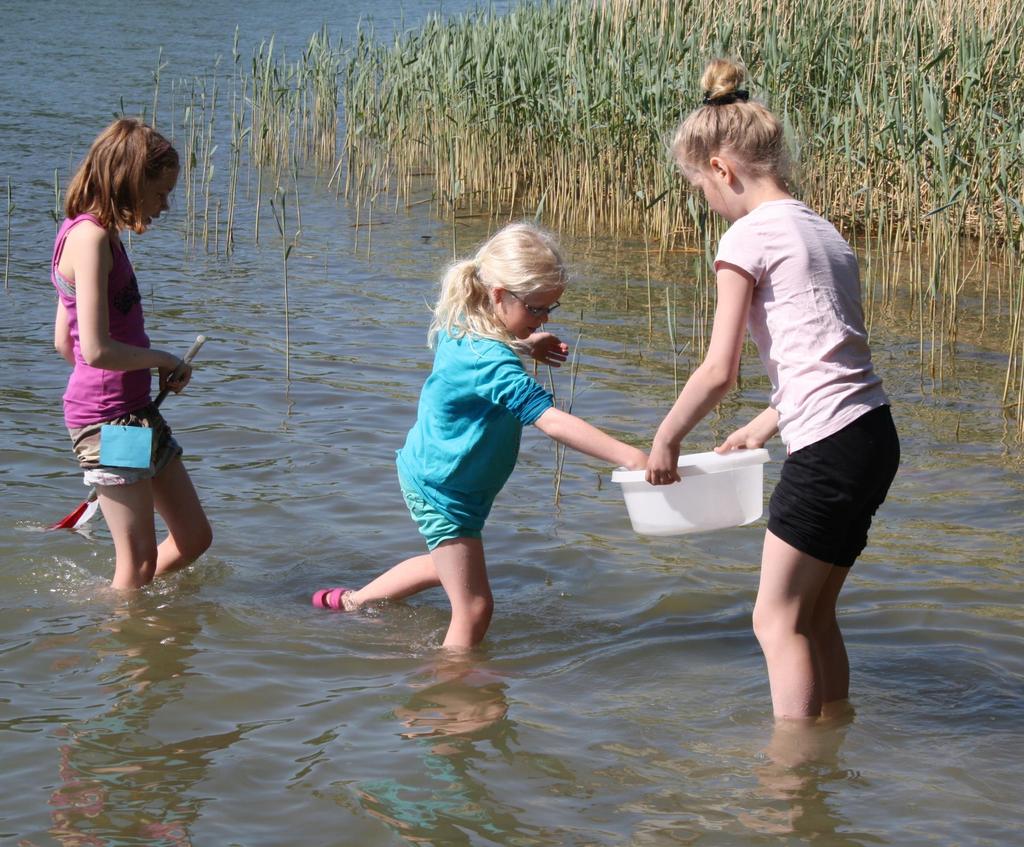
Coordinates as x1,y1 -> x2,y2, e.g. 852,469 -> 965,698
767,405 -> 900,567
68,403 -> 182,487
398,472 -> 481,551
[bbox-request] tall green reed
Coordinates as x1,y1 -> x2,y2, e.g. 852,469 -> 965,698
340,0 -> 1024,428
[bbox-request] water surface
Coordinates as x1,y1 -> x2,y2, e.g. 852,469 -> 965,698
1,2 -> 1022,845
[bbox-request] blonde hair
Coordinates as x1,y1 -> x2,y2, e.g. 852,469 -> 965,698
671,59 -> 790,184
65,118 -> 179,234
428,222 -> 568,347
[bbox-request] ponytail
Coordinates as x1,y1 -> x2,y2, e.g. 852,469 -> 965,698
427,222 -> 568,348
429,259 -> 503,346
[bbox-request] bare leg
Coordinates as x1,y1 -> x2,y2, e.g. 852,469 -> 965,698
151,456 -> 212,577
347,554 -> 441,608
96,481 -> 159,590
753,530 -> 835,719
344,539 -> 492,648
431,538 -> 492,649
810,565 -> 851,707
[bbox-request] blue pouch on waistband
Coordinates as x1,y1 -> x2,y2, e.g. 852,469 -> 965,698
98,424 -> 154,468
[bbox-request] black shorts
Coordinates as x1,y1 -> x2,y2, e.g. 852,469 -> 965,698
768,405 -> 900,567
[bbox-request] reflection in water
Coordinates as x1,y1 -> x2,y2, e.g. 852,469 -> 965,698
357,657 -> 522,845
740,709 -> 871,845
395,658 -> 510,748
33,598 -> 244,847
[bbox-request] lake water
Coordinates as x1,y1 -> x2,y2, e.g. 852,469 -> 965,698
1,2 -> 1022,845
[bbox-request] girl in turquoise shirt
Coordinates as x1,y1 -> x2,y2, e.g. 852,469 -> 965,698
314,223 -> 647,648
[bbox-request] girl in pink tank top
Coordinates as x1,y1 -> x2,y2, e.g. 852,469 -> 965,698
52,118 -> 211,590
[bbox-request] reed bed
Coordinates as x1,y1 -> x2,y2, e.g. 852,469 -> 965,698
112,5 -> 1023,431
161,28 -> 339,254
343,0 -> 1024,257
153,29 -> 338,384
249,27 -> 340,175
339,0 -> 1024,429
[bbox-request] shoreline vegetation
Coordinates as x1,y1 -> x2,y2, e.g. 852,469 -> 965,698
340,0 -> 1024,435
6,0 -> 1023,436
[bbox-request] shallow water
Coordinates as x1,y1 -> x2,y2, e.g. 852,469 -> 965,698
2,2 -> 1023,845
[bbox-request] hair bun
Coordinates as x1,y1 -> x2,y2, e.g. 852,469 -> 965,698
700,58 -> 748,103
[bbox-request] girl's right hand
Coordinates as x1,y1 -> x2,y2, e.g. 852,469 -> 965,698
645,437 -> 681,485
158,359 -> 192,394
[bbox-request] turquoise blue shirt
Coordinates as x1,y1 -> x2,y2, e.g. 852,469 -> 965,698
396,332 -> 554,529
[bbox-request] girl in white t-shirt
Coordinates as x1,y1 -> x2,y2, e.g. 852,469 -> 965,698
647,59 -> 899,720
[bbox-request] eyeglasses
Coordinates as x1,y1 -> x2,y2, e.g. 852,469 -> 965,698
506,290 -> 560,317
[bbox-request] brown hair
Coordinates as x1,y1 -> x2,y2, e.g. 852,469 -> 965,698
429,222 -> 567,347
671,59 -> 790,184
64,118 -> 179,233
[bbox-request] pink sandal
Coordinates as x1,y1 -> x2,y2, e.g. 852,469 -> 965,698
312,588 -> 352,610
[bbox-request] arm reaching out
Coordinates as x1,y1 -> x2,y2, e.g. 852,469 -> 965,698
534,407 -> 646,469
647,266 -> 753,484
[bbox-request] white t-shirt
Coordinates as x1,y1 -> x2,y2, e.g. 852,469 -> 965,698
716,199 -> 888,452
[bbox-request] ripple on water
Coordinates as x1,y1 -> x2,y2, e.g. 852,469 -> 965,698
1,2 -> 1022,840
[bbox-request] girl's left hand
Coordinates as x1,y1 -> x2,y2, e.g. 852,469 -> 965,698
158,361 -> 192,394
716,423 -> 764,453
525,332 -> 569,367
715,407 -> 779,453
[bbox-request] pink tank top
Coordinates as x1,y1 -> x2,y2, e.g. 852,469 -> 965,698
52,214 -> 151,427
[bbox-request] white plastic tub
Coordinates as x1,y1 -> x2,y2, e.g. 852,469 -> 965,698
612,448 -> 770,536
